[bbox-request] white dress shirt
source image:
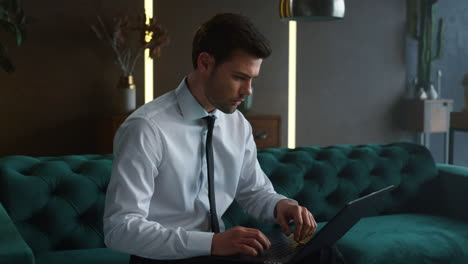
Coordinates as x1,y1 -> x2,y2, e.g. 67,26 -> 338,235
103,79 -> 289,260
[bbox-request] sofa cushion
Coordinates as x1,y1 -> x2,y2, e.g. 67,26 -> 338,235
337,214 -> 468,264
35,248 -> 129,264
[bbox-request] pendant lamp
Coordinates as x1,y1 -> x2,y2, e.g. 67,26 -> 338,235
280,0 -> 346,21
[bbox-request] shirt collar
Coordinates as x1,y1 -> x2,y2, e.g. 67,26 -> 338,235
175,78 -> 222,122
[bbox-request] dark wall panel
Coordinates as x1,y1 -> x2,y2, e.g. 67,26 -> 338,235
0,0 -> 144,156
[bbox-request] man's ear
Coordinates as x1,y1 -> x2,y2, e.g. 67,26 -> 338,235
197,52 -> 215,74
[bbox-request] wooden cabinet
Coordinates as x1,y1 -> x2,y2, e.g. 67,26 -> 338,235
96,114 -> 281,154
448,112 -> 468,164
246,115 -> 281,149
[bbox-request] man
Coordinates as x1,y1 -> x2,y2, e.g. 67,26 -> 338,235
104,13 -> 322,263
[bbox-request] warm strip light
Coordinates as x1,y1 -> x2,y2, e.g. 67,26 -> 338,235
144,0 -> 154,104
288,21 -> 297,149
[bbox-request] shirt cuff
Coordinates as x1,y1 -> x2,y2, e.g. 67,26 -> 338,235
186,231 -> 214,257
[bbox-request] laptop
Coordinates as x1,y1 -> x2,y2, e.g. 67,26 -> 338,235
209,185 -> 395,264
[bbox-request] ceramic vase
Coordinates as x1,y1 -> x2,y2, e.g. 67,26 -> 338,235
418,88 -> 428,100
114,75 -> 136,114
427,84 -> 438,100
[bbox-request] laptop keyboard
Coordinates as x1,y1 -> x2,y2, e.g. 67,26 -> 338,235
260,234 -> 310,259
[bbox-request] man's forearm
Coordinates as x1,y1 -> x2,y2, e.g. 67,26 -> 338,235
104,216 -> 214,259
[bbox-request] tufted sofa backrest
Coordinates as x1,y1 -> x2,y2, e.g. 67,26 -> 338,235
222,142 -> 438,230
0,142 -> 437,254
0,155 -> 113,254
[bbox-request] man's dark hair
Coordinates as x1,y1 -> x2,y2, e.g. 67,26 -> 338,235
192,13 -> 272,69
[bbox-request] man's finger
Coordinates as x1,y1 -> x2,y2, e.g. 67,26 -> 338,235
293,208 -> 303,242
249,229 -> 271,249
241,238 -> 265,255
306,213 -> 314,237
309,212 -> 317,236
277,214 -> 291,236
299,209 -> 311,241
238,244 -> 258,256
242,228 -> 271,249
259,231 -> 272,249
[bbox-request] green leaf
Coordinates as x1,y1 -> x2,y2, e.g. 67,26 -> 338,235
0,55 -> 14,72
0,6 -> 8,19
0,19 -> 15,34
14,25 -> 22,46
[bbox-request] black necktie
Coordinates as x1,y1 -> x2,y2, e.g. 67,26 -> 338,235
203,116 -> 220,233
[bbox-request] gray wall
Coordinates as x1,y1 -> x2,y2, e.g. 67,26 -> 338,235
154,0 -> 409,148
296,0 -> 408,146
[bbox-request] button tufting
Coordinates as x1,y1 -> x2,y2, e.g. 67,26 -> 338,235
401,166 -> 411,174
21,170 -> 32,176
50,187 -> 60,196
370,168 -> 380,176
73,167 -> 83,174
316,151 -> 330,161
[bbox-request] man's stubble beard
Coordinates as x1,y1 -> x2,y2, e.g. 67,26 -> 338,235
206,92 -> 237,114
205,73 -> 237,114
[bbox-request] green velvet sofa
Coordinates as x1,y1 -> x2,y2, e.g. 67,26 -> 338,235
1,142 -> 468,264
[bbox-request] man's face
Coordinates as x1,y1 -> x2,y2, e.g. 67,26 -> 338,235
204,49 -> 263,114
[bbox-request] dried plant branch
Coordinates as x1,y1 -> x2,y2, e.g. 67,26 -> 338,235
91,11 -> 169,77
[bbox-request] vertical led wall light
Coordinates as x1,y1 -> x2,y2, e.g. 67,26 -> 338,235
144,0 -> 154,104
288,21 -> 297,149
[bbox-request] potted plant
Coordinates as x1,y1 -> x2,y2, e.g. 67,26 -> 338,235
407,0 -> 444,99
0,0 -> 26,73
91,11 -> 169,113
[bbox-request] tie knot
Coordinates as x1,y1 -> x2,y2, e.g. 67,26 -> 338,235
203,115 -> 216,128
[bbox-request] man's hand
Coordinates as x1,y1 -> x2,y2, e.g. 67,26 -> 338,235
211,226 -> 271,256
275,199 -> 317,242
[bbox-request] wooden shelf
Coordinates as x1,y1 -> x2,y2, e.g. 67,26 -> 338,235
451,111 -> 468,131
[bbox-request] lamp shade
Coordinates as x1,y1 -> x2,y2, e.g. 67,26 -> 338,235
280,0 -> 345,21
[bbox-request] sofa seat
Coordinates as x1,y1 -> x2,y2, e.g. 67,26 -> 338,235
35,248 -> 129,264
337,214 -> 468,264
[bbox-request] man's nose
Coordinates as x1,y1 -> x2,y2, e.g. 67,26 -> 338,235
241,81 -> 253,96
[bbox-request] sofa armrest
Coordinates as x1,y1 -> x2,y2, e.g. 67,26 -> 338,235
0,203 -> 34,264
433,164 -> 468,221
398,163 -> 468,221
